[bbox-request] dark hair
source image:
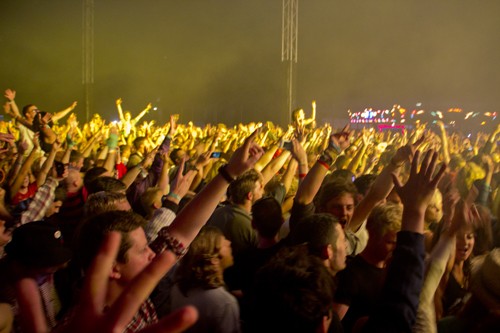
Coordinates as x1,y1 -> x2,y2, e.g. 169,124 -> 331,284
77,210 -> 147,269
85,176 -> 126,194
248,245 -> 336,333
22,104 -> 36,116
316,178 -> 358,211
176,226 -> 225,295
83,166 -> 109,188
69,150 -> 84,164
252,196 -> 284,239
133,136 -> 147,149
228,169 -> 262,205
54,185 -> 68,203
289,213 -> 341,259
353,174 -> 377,196
84,191 -> 129,218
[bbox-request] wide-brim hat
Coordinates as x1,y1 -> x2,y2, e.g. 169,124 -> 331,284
5,222 -> 73,268
471,248 -> 500,310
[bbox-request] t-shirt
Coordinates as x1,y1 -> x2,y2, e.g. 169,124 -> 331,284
334,255 -> 386,332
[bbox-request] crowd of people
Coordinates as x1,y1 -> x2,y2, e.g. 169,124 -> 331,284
0,88 -> 499,333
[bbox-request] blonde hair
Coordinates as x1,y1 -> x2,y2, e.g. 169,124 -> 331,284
456,162 -> 486,199
366,203 -> 402,238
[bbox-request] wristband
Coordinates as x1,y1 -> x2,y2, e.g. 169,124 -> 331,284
106,133 -> 119,149
218,164 -> 235,183
317,159 -> 330,171
299,173 -> 307,178
167,192 -> 181,201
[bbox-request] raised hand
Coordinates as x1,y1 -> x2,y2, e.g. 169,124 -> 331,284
26,232 -> 198,333
115,98 -> 122,106
391,134 -> 425,166
226,129 -> 264,178
392,150 -> 447,232
330,124 -> 351,151
4,89 -> 16,101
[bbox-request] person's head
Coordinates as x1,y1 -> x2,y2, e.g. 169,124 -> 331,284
227,169 -> 264,207
45,185 -> 67,218
290,213 -> 347,275
140,187 -> 164,216
292,108 -> 305,123
455,220 -> 476,263
316,179 -> 358,228
251,196 -> 284,239
84,191 -> 131,218
176,226 -> 232,294
353,174 -> 377,200
83,166 -> 110,189
22,104 -> 38,122
65,169 -> 83,193
5,222 -> 72,274
365,203 -> 402,262
425,189 -> 443,226
133,137 -> 147,154
77,210 -> 154,284
456,162 -> 486,199
124,111 -> 132,121
69,150 -> 84,171
249,245 -> 336,333
169,148 -> 187,166
85,176 -> 126,195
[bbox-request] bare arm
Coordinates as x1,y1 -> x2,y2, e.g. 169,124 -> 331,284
295,126 -> 351,205
52,101 -> 77,123
36,141 -> 60,187
10,140 -> 40,200
158,130 -> 264,247
347,136 -> 425,232
260,149 -> 291,186
115,98 -> 125,122
132,103 -> 152,124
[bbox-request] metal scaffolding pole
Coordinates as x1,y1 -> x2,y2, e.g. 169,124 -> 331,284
82,0 -> 94,122
281,0 -> 298,124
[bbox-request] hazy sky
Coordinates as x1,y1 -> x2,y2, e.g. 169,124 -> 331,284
1,0 -> 499,127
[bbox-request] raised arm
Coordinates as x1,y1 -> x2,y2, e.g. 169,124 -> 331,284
347,136 -> 425,232
363,150 -> 446,332
10,137 -> 40,201
150,129 -> 264,252
52,101 -> 77,123
435,120 -> 450,164
294,125 -> 351,205
260,148 -> 291,186
132,102 -> 152,124
115,98 -> 125,122
36,140 -> 60,187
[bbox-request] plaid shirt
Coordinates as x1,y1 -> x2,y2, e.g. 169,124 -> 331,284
124,298 -> 158,333
20,177 -> 58,224
145,207 -> 176,243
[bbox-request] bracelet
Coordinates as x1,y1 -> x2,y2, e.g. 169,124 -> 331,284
167,192 -> 181,201
150,228 -> 188,259
317,159 -> 330,171
218,164 -> 235,183
299,173 -> 307,178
